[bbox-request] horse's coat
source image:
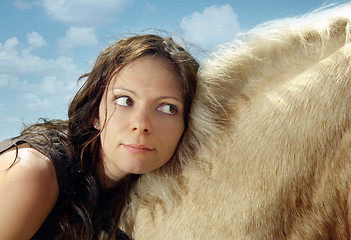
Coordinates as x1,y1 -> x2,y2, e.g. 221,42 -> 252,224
124,4 -> 351,239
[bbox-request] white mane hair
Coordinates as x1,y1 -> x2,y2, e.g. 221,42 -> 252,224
121,3 -> 351,239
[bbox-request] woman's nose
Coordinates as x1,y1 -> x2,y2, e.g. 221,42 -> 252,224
131,109 -> 152,134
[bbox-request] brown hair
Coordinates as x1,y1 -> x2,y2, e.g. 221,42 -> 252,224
66,34 -> 199,239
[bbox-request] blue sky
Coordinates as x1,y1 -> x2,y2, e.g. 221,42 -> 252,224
0,0 -> 350,140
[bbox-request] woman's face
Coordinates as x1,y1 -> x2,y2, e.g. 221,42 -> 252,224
96,55 -> 185,187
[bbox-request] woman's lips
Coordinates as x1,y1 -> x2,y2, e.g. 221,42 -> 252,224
123,144 -> 154,154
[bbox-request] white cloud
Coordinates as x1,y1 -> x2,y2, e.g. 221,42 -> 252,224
58,27 -> 98,54
0,79 -> 8,88
144,1 -> 156,12
0,102 -> 6,112
2,37 -> 19,50
0,31 -> 83,139
0,48 -> 53,75
180,4 -> 241,51
0,74 -> 11,88
18,92 -> 50,111
12,0 -> 41,10
5,116 -> 22,124
27,31 -> 47,49
13,0 -> 33,10
0,34 -> 80,126
41,76 -> 56,94
43,0 -> 134,27
0,35 -> 80,77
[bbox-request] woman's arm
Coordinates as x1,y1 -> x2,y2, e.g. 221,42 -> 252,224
0,144 -> 59,239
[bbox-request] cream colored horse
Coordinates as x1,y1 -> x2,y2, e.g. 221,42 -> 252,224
124,4 -> 351,239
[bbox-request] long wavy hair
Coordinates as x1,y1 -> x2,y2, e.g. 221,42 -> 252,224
18,34 -> 198,239
65,34 -> 198,239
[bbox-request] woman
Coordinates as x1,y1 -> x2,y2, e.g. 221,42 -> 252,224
0,34 -> 199,239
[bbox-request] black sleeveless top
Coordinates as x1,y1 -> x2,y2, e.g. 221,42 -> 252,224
0,131 -> 131,240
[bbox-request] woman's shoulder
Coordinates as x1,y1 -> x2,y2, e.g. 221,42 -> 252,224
0,142 -> 59,191
0,143 -> 59,239
0,121 -> 73,186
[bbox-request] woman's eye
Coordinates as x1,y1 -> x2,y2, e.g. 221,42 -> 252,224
115,96 -> 133,107
157,104 -> 178,115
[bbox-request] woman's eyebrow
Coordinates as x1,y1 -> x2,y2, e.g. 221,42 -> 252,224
113,87 -> 183,104
113,87 -> 137,96
156,96 -> 183,104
